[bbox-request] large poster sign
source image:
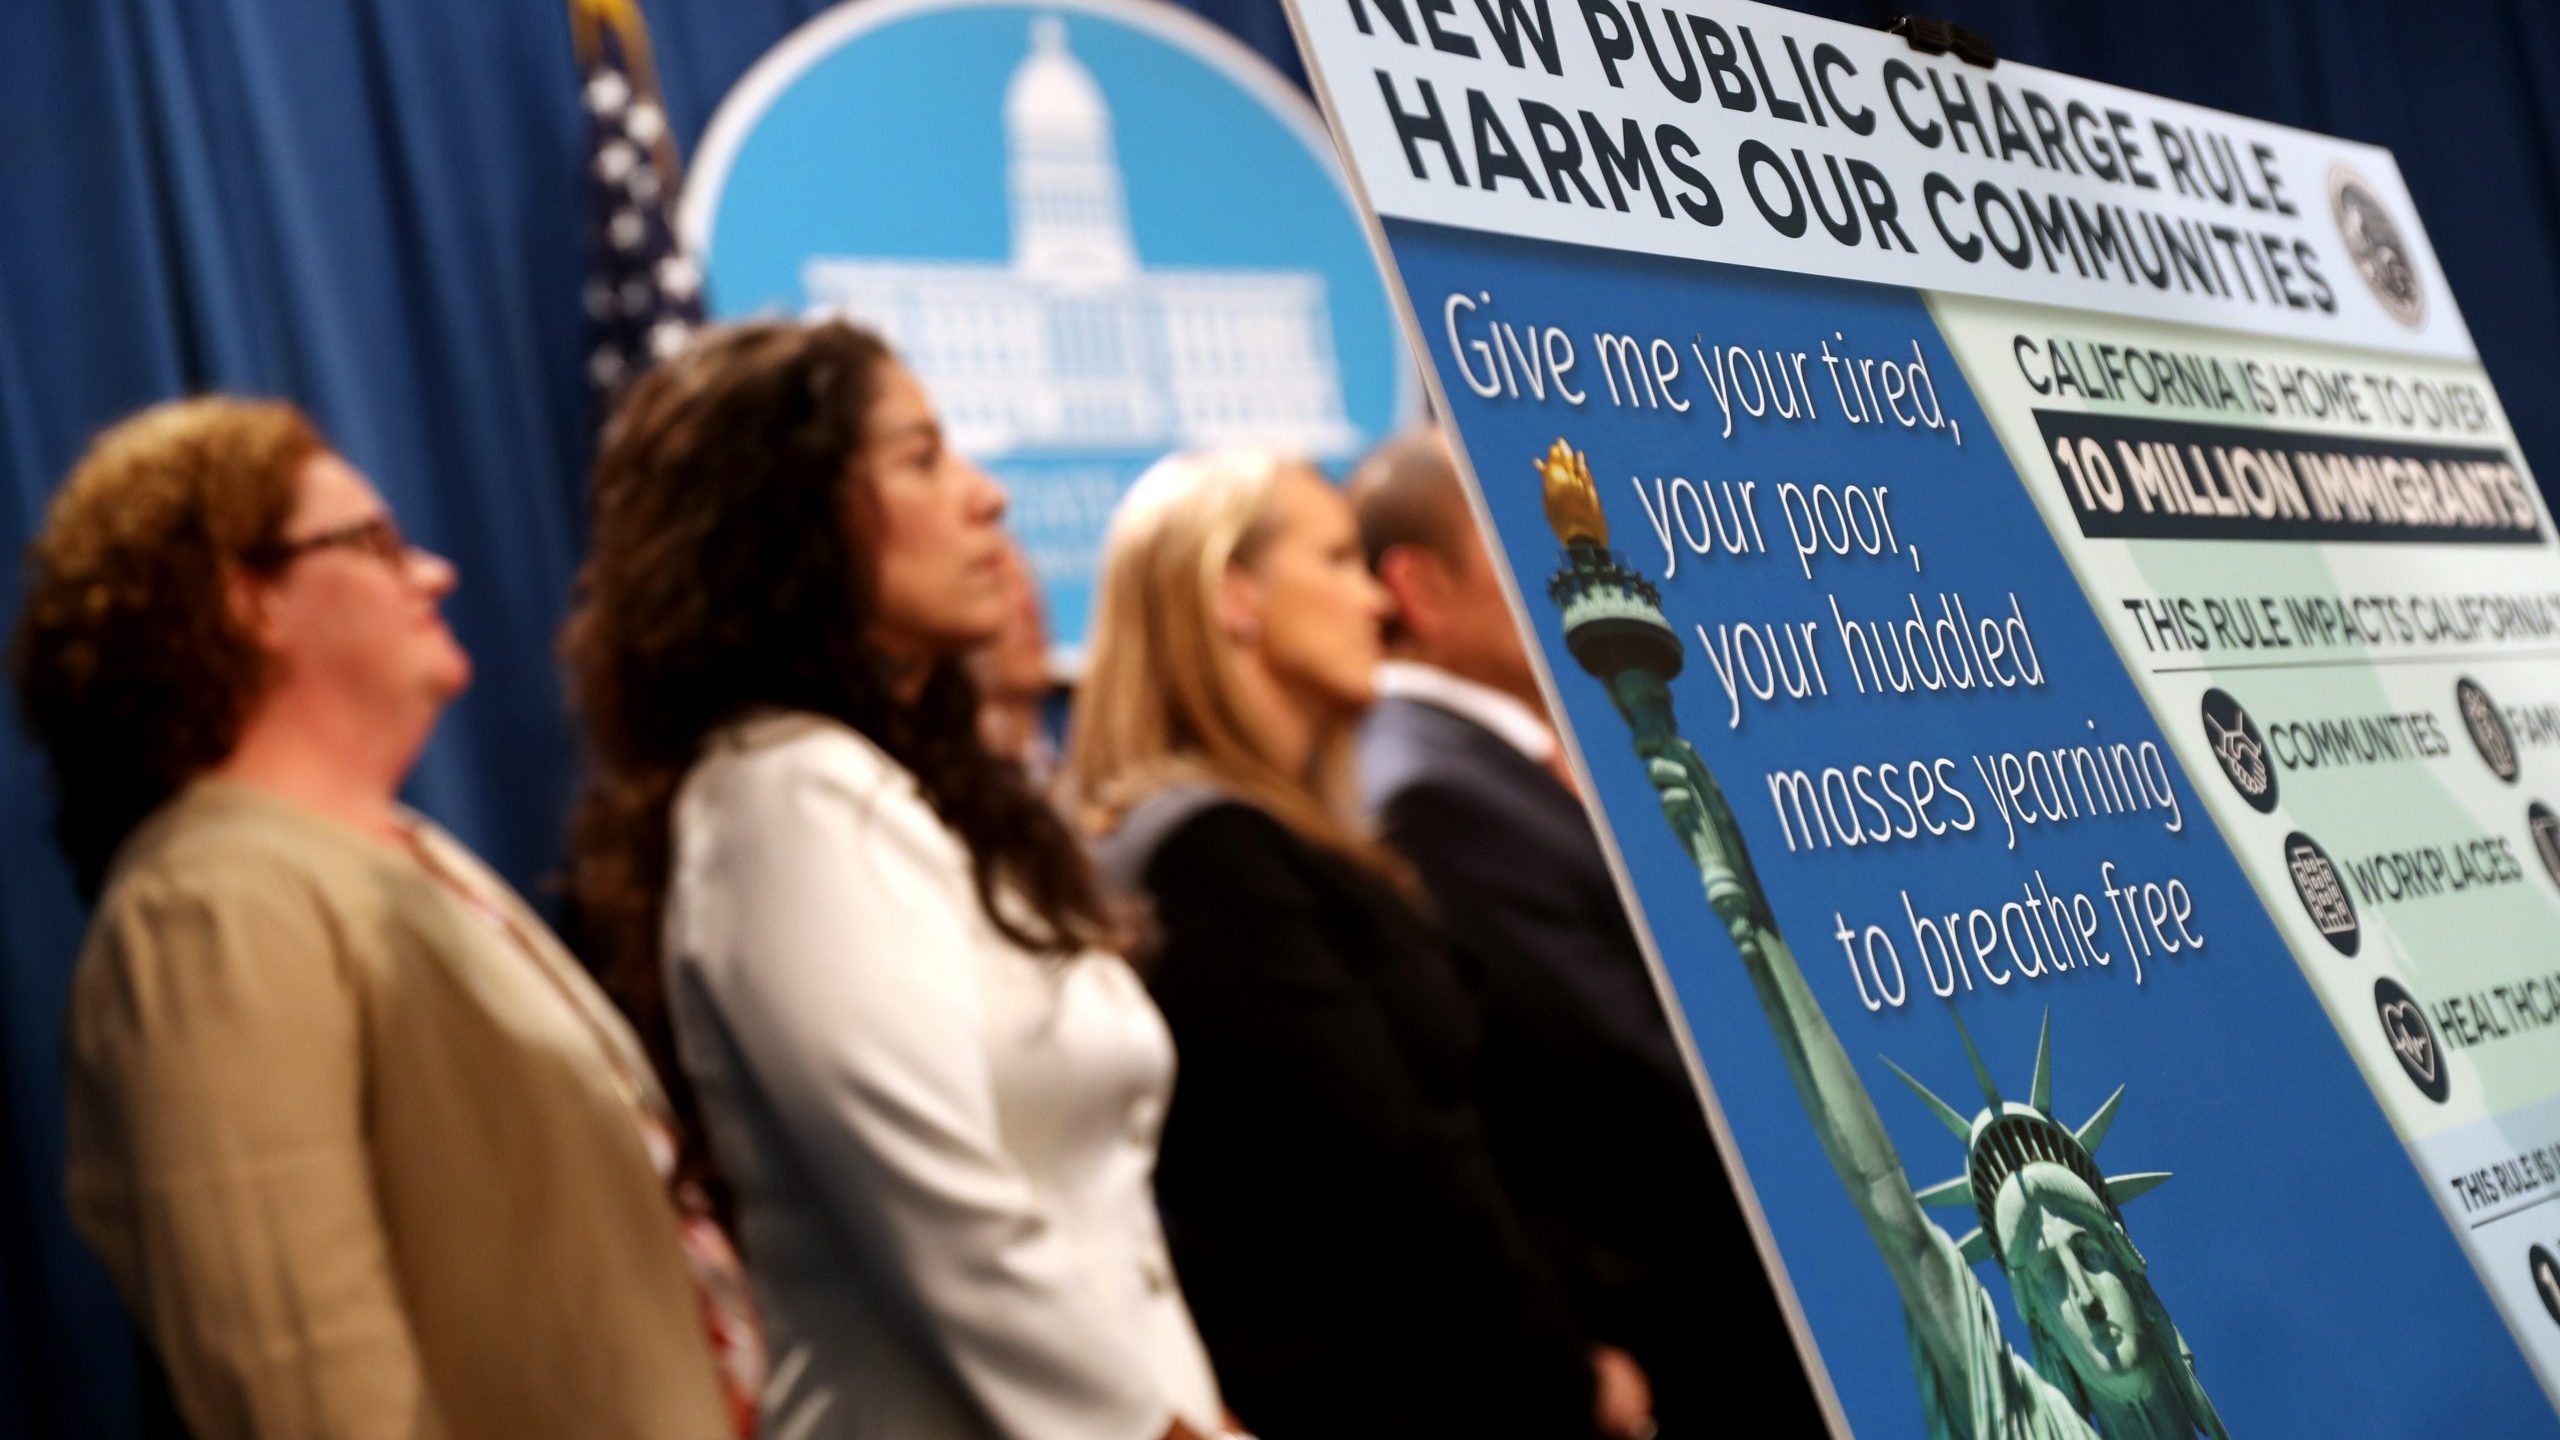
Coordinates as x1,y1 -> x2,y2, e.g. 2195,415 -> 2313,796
1930,294 -> 2560,1366
1285,0 -> 2560,1431
682,0 -> 1417,660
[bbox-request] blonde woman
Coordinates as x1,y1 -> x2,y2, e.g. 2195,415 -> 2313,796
1075,451 -> 1638,1440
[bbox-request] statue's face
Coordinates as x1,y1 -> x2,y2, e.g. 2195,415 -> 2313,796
2018,1204 -> 2151,1395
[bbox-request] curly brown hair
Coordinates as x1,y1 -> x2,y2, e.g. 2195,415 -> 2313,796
563,320 -> 1116,1196
11,398 -> 319,898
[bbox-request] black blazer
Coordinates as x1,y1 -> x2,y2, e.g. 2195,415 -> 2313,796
1358,692 -> 1824,1433
1103,796 -> 1595,1440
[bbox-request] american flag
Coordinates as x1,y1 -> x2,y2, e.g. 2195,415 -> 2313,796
574,0 -> 704,409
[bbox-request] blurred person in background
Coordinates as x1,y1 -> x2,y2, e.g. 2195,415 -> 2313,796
11,398 -> 742,1440
564,320 -> 1233,1440
970,537 -> 1058,784
1349,427 -> 1824,1435
1072,448 -> 1651,1440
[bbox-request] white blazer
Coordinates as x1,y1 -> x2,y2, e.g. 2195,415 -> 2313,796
665,712 -> 1225,1440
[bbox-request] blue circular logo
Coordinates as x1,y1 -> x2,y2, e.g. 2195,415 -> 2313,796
685,0 -> 1414,659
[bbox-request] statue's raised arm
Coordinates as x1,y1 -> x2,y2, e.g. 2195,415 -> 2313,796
1622,683 -> 1973,1356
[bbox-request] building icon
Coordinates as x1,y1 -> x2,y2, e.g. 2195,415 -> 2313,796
2289,839 -> 2356,937
803,16 -> 1359,461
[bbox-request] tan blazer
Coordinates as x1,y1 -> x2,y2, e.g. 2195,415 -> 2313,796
64,778 -> 729,1440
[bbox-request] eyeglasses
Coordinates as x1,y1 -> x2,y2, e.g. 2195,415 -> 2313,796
245,514 -> 416,572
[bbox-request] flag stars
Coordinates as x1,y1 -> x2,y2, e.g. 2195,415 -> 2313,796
595,139 -> 640,184
581,27 -> 703,410
585,69 -> 631,116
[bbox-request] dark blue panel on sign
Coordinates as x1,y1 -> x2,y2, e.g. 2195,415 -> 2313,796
1387,216 -> 2552,1436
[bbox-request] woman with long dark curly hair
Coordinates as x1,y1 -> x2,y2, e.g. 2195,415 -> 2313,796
13,398 -> 739,1440
564,320 -> 1229,1440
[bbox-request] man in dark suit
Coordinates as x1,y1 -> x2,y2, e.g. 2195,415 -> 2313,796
1350,428 -> 1826,1436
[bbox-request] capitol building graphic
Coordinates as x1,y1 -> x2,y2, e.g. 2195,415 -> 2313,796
803,16 -> 1359,460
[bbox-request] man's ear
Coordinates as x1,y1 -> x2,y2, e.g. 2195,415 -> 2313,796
1377,543 -> 1443,640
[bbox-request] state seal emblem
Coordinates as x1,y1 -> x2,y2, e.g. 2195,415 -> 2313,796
2329,164 -> 2424,328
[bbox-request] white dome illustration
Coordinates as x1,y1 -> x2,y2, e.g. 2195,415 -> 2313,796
1006,16 -> 1134,280
1005,17 -> 1108,147
802,13 -> 1355,462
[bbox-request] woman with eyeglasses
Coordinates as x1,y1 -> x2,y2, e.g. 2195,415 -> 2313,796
13,398 -> 754,1440
564,321 -> 1232,1440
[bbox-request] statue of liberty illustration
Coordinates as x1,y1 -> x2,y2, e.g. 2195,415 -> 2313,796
1533,438 -> 2228,1439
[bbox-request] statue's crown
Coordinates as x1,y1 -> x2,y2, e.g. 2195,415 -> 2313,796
1537,438 -> 1608,547
1887,1011 -> 2171,1265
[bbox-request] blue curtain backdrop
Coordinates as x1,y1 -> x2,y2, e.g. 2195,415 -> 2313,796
0,0 -> 2554,1433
